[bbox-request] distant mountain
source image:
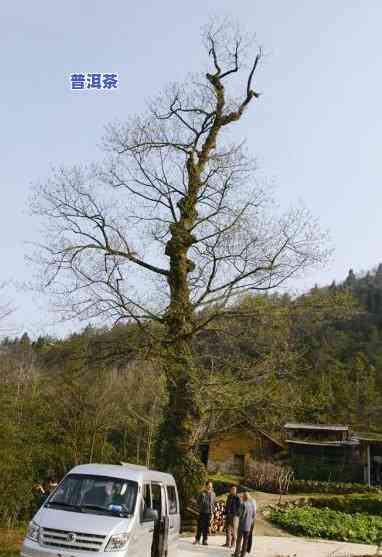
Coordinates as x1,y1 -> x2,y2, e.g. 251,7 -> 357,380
341,264 -> 382,317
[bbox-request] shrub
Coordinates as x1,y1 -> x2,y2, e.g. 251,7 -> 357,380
289,479 -> 381,494
311,494 -> 382,516
245,460 -> 294,494
209,473 -> 244,496
211,479 -> 237,496
270,506 -> 382,545
0,451 -> 35,526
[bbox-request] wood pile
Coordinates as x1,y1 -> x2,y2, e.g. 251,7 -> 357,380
210,501 -> 226,534
181,499 -> 227,535
181,505 -> 198,533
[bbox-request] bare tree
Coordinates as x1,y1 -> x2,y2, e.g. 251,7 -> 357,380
30,21 -> 328,503
0,283 -> 13,325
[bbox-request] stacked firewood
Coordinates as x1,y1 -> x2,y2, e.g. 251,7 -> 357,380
181,505 -> 198,533
183,499 -> 227,535
210,500 -> 226,534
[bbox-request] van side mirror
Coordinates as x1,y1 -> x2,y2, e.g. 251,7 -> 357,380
143,507 -> 158,522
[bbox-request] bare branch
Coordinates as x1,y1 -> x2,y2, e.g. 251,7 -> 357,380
30,20 -> 328,338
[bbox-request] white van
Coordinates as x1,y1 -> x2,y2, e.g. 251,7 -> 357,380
21,463 -> 181,557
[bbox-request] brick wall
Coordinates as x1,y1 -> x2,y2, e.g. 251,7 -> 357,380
207,431 -> 278,474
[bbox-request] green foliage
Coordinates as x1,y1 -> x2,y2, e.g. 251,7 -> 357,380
0,434 -> 34,526
168,457 -> 206,513
3,264 -> 382,523
0,325 -> 165,525
0,345 -> 52,526
270,506 -> 382,545
311,494 -> 382,516
289,479 -> 380,494
155,358 -> 206,507
208,474 -> 244,496
343,264 -> 382,316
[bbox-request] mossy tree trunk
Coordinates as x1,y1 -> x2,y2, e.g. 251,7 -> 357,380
156,154 -> 207,504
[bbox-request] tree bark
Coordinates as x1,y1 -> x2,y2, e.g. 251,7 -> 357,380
156,155 -> 206,505
156,345 -> 205,506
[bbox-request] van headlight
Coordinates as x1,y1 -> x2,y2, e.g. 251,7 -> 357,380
105,533 -> 130,551
26,521 -> 41,542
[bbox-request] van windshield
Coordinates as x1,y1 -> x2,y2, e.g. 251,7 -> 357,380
47,474 -> 138,517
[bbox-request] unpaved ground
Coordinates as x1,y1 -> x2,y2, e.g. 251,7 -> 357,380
178,492 -> 378,556
250,491 -> 301,537
179,534 -> 377,557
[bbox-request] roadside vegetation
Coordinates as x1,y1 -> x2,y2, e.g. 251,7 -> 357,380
310,494 -> 382,516
289,480 -> 382,495
268,491 -> 382,547
270,506 -> 382,546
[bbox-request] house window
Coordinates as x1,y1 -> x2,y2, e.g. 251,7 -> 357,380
233,454 -> 245,475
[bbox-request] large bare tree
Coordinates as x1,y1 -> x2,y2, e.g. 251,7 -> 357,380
30,21 -> 328,503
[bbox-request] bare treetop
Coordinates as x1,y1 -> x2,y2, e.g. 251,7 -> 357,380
30,21 -> 329,330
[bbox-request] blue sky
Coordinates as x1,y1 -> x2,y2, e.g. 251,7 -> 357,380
1,0 -> 381,338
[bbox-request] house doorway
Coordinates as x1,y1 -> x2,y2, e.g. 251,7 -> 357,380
233,454 -> 245,476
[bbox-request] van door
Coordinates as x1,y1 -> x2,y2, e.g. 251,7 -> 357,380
131,483 -> 155,557
151,483 -> 169,557
161,484 -> 169,556
166,484 -> 180,556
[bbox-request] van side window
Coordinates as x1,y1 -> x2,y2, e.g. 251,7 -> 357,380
151,483 -> 162,518
141,483 -> 151,522
167,485 -> 178,514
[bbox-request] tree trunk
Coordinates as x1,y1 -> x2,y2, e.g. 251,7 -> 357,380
155,155 -> 207,506
156,346 -> 206,507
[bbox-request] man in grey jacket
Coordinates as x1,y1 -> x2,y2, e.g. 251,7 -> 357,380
193,481 -> 216,546
232,490 -> 256,557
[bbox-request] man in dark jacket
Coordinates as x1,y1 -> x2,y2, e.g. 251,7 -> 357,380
223,485 -> 241,548
232,490 -> 256,557
193,481 -> 216,546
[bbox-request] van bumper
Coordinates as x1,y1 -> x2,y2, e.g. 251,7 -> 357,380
20,539 -> 127,557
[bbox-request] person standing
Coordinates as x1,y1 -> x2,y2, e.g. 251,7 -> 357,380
232,490 -> 256,557
193,481 -> 216,546
223,485 -> 241,548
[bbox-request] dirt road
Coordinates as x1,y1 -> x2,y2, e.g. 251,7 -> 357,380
178,534 -> 377,557
179,492 -> 377,556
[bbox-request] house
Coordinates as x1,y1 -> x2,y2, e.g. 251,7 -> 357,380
285,422 -> 350,443
285,423 -> 382,485
355,432 -> 382,485
200,425 -> 284,476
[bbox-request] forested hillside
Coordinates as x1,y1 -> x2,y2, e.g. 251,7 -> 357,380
1,265 -> 382,523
